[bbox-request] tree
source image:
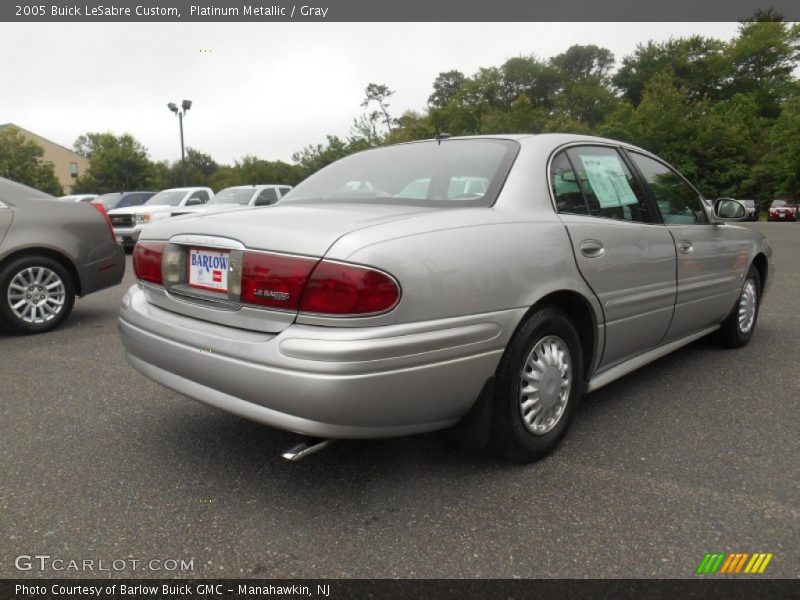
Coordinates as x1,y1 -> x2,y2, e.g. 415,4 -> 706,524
726,16 -> 800,118
71,132 -> 153,193
428,70 -> 466,108
550,44 -> 615,81
613,36 -> 729,106
0,128 -> 62,195
361,83 -> 396,132
749,96 -> 800,200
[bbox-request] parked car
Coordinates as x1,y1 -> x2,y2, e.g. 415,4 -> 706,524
93,191 -> 156,212
741,199 -> 759,221
0,177 -> 124,334
59,194 -> 98,203
118,134 -> 772,462
107,187 -> 213,248
170,185 -> 293,217
767,199 -> 797,222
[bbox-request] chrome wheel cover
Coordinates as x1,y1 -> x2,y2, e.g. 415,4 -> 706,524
519,335 -> 572,435
6,266 -> 66,325
737,278 -> 757,334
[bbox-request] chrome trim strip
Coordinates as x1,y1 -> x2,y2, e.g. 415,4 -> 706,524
586,325 -> 719,392
169,234 -> 245,250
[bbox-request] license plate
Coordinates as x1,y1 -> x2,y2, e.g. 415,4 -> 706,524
115,235 -> 123,243
188,248 -> 230,292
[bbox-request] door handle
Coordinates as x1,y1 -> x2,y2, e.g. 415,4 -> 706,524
678,241 -> 694,255
580,239 -> 605,258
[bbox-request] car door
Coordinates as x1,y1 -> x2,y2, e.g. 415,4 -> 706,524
551,145 -> 677,369
626,151 -> 747,343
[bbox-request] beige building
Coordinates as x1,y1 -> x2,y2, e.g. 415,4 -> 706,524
0,123 -> 89,194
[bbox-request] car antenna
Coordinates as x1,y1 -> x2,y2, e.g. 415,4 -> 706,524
434,125 -> 451,145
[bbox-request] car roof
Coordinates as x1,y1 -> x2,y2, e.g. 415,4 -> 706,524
392,133 -> 656,156
0,177 -> 53,201
222,184 -> 285,190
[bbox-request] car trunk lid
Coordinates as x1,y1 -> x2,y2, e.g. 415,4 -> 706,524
137,202 -> 434,332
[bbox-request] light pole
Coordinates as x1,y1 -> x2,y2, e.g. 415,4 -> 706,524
167,99 -> 192,185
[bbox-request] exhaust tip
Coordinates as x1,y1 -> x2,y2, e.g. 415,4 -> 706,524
281,439 -> 333,461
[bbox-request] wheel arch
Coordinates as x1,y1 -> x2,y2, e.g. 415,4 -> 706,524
0,247 -> 82,296
521,289 -> 599,384
752,252 -> 768,290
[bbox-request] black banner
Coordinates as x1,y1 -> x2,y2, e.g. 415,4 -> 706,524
3,579 -> 800,600
2,0 -> 800,22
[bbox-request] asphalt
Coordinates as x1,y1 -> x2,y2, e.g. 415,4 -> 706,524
1,222 -> 797,579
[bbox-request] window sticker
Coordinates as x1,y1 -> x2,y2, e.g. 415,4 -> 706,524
580,155 -> 638,208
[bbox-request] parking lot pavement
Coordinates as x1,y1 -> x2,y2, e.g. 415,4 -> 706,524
1,222 -> 798,579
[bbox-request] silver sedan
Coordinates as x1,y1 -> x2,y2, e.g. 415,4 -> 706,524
118,134 -> 772,462
0,177 -> 125,334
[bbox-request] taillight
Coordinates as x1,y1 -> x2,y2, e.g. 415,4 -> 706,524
91,202 -> 116,242
300,260 -> 400,315
133,241 -> 165,285
240,252 -> 318,310
238,251 -> 400,315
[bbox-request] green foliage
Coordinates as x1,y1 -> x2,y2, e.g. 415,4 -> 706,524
65,16 -> 800,203
0,128 -> 63,195
71,132 -> 153,193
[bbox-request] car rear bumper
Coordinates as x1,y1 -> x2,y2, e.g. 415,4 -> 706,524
118,284 -> 522,438
112,226 -> 142,246
79,243 -> 126,295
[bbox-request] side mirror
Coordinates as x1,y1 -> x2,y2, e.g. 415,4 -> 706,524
714,198 -> 747,221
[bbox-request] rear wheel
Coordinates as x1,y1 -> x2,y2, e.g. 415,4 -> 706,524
716,266 -> 760,348
488,307 -> 583,462
0,256 -> 75,335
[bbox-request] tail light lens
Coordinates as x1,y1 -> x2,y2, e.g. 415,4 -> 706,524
300,261 -> 400,315
238,251 -> 400,315
133,241 -> 166,285
90,202 -> 116,242
240,252 -> 318,310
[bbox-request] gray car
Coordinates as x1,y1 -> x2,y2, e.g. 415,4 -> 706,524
0,177 -> 125,334
117,134 -> 773,462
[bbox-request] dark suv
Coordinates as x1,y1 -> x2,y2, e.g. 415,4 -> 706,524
92,191 -> 156,211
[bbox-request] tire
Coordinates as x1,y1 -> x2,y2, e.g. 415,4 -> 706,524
0,255 -> 76,335
715,265 -> 761,348
488,307 -> 584,462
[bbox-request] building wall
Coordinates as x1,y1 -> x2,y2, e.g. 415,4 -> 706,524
2,124 -> 90,194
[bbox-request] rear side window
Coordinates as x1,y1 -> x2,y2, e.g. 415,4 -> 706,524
628,152 -> 708,225
550,152 -> 587,215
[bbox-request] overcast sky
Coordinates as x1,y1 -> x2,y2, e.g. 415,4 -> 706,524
1,22 -> 741,165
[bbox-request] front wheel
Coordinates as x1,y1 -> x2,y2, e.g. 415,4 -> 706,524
488,307 -> 584,462
716,266 -> 761,348
0,256 -> 76,335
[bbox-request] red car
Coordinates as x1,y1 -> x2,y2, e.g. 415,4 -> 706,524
767,199 -> 797,222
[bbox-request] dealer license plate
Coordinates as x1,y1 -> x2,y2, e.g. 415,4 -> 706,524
188,248 -> 230,292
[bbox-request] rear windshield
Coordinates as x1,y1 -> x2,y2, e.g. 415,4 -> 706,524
95,193 -> 121,209
281,139 -> 519,208
771,200 -> 790,207
117,192 -> 154,208
146,190 -> 186,206
209,188 -> 255,205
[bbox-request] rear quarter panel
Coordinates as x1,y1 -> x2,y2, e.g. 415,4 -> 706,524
0,198 -> 123,295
